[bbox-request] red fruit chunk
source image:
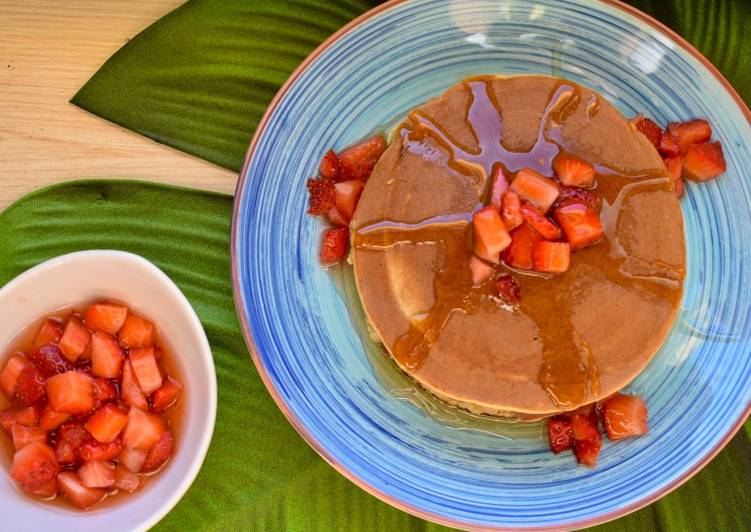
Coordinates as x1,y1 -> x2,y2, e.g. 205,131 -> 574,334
59,422 -> 89,449
494,273 -> 521,305
547,417 -> 574,454
122,360 -> 148,410
0,410 -> 15,431
56,471 -> 105,509
664,156 -> 682,181
320,227 -> 350,265
307,177 -> 336,216
39,406 -> 70,431
334,179 -> 364,221
152,378 -> 182,411
668,119 -> 712,153
123,408 -> 166,450
85,404 -> 128,443
574,433 -> 602,468
510,168 -> 559,212
571,414 -> 599,441
84,302 -> 128,335
319,149 -> 341,180
78,460 -> 116,489
27,478 -> 58,498
554,186 -> 598,211
115,465 -> 142,493
326,207 -> 349,227
34,318 -> 64,349
501,191 -> 523,230
46,371 -> 94,414
118,314 -> 155,349
11,425 -> 47,450
143,429 -> 174,472
468,256 -> 495,287
473,206 -> 511,264
632,115 -> 663,149
658,133 -> 681,157
520,203 -> 562,240
553,202 -> 603,251
78,438 -> 123,462
8,406 -> 40,427
489,166 -> 509,207
532,241 -> 570,274
55,439 -> 77,465
129,347 -> 163,394
28,344 -> 73,378
0,354 -> 29,398
93,378 -> 118,406
553,155 -> 595,187
602,393 -> 649,441
91,331 -> 124,379
338,135 -> 386,181
59,316 -> 92,362
11,442 -> 59,495
119,446 -> 148,473
682,141 -> 726,182
15,364 -> 47,406
502,223 -> 542,270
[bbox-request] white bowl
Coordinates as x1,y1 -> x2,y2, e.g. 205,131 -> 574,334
0,250 -> 216,531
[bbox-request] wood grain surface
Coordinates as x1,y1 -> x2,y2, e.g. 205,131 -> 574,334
0,0 -> 236,210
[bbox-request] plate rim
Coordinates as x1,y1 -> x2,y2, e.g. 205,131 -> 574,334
230,0 -> 751,529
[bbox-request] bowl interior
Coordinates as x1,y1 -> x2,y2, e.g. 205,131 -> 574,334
233,0 -> 751,528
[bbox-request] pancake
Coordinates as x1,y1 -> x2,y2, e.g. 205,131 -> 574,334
351,75 -> 685,417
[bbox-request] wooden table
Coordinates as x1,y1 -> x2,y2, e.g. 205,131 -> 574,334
0,0 -> 236,211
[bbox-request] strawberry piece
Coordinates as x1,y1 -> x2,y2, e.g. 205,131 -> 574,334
28,344 -> 74,378
319,149 -> 341,180
574,433 -> 602,467
320,227 -> 350,265
494,273 -> 521,305
114,465 -> 141,493
59,422 -> 89,449
85,404 -> 128,443
129,347 -> 163,395
510,168 -> 559,212
118,314 -> 155,349
532,241 -> 570,274
502,224 -> 542,270
91,331 -> 124,379
39,406 -> 70,431
602,393 -> 649,440
78,460 -> 116,488
570,412 -> 602,467
664,155 -> 682,181
151,378 -> 182,411
552,202 -> 603,251
142,428 -> 174,472
674,177 -> 685,198
334,179 -> 365,221
46,371 -> 94,414
15,364 -> 47,406
27,478 -> 58,498
307,177 -> 336,216
59,317 -> 91,363
0,410 -> 15,431
571,414 -> 600,441
632,115 -> 663,149
326,207 -> 349,227
553,186 -> 598,211
468,256 -> 495,287
34,318 -> 64,349
78,438 -> 123,462
123,408 -> 166,450
658,133 -> 681,157
489,166 -> 509,207
520,203 -> 562,240
473,206 -> 511,264
11,424 -> 47,450
92,378 -> 118,405
668,119 -> 712,153
55,438 -> 77,465
682,141 -> 726,181
8,406 -> 40,427
56,471 -> 106,509
338,135 -> 386,181
119,446 -> 148,473
553,155 -> 595,187
121,360 -> 148,410
501,191 -> 523,230
84,302 -> 128,335
0,354 -> 29,398
11,442 -> 59,495
547,417 -> 574,454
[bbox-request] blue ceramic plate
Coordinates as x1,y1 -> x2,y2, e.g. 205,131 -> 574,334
231,0 -> 751,528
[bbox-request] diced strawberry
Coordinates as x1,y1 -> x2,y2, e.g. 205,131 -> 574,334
26,478 -> 58,498
114,465 -> 142,493
129,347 -> 163,395
473,206 -> 511,264
510,168 -> 559,212
494,273 -> 521,305
468,256 -> 495,287
84,302 -> 128,335
547,417 -> 574,454
338,135 -> 386,181
123,408 -> 166,450
532,241 -> 570,274
319,149 -> 341,180
674,177 -> 685,198
78,438 -> 123,462
326,207 -> 349,227
121,360 -> 148,410
632,115 -> 663,149
520,203 -> 562,240
55,439 -> 77,465
552,202 -> 603,250
10,406 -> 40,427
307,177 -> 336,216
119,446 -> 148,473
571,414 -> 600,441
574,433 -> 602,467
56,471 -> 106,509
658,133 -> 681,157
320,227 -> 350,265
0,410 -> 15,431
78,460 -> 116,488
151,378 -> 182,411
0,354 -> 29,398
59,316 -> 92,362
142,429 -> 174,472
118,314 -> 155,349
553,155 -> 595,187
38,404 -> 69,431
28,344 -> 74,378
46,371 -> 94,414
93,378 -> 118,404
85,404 -> 128,443
489,166 -> 509,207
34,318 -> 64,349
602,393 -> 649,441
15,364 -> 47,406
668,119 -> 712,153
570,412 -> 602,467
663,156 -> 682,181
502,223 -> 542,270
553,186 -> 598,211
59,422 -> 89,449
682,141 -> 726,181
334,179 -> 365,221
91,331 -> 124,379
11,424 -> 47,450
11,442 -> 59,495
501,191 -> 522,230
